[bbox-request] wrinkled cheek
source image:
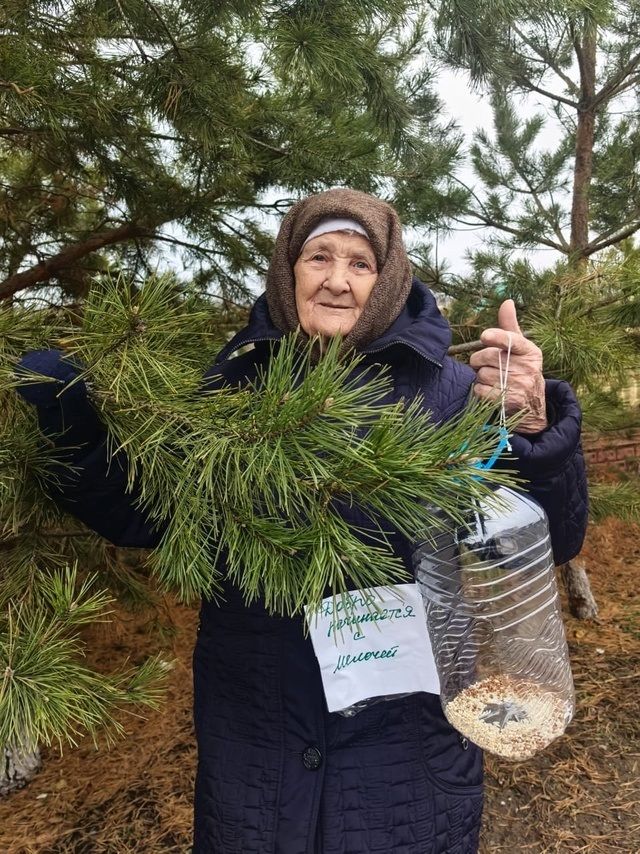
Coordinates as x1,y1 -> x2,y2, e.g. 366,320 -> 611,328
295,300 -> 315,335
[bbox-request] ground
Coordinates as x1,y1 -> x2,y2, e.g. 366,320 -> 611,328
1,518 -> 639,854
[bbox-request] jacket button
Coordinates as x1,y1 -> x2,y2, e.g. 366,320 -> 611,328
302,746 -> 322,770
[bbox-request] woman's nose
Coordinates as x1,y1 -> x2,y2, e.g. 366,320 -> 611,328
324,263 -> 351,293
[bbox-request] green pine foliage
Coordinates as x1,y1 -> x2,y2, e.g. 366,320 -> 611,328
0,0 -> 459,302
588,480 -> 640,524
0,273 -> 519,749
5,275 -> 518,611
1,564 -> 171,752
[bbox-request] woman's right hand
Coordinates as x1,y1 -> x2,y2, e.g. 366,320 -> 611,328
15,349 -> 89,409
15,349 -> 106,447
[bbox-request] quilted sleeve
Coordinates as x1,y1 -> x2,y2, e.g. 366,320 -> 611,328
15,350 -> 163,549
500,379 -> 588,565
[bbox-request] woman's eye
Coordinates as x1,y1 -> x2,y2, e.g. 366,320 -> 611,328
354,260 -> 371,270
311,254 -> 327,262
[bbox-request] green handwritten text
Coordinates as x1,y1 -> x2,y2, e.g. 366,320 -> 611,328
333,645 -> 400,674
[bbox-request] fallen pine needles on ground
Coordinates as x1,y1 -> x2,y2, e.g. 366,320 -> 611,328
0,517 -> 638,854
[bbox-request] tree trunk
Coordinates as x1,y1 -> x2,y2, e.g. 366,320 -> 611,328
564,18 -> 600,621
569,106 -> 596,260
560,558 -> 599,620
569,18 -> 597,264
0,742 -> 41,797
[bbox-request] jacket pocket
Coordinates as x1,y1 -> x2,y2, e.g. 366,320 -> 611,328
414,694 -> 484,796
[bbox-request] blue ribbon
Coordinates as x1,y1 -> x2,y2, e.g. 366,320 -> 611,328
472,425 -> 512,472
456,425 -> 511,479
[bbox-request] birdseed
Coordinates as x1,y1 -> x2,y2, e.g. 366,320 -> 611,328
443,675 -> 572,760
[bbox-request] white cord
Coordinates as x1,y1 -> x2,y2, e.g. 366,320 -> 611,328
498,332 -> 513,451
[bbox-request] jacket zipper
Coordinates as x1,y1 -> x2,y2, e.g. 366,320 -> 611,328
219,335 -> 283,363
222,336 -> 444,370
363,339 -> 443,369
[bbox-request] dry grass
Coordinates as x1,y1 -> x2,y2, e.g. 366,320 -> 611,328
1,517 -> 639,853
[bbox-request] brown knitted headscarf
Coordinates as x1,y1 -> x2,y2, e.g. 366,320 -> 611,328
265,188 -> 412,353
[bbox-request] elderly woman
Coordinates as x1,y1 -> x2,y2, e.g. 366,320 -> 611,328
17,189 -> 587,854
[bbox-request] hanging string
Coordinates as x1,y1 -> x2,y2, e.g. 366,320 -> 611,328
497,332 -> 513,453
472,332 -> 513,473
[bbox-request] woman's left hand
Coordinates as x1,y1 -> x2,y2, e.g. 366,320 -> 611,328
469,299 -> 548,434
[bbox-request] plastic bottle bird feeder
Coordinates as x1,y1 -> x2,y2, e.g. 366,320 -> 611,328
413,487 -> 575,760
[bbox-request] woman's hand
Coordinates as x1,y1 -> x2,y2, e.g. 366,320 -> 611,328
14,349 -> 107,446
15,349 -> 88,408
470,300 -> 548,434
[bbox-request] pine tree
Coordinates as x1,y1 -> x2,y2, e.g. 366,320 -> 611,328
0,0 -> 460,302
411,1 -> 640,615
429,1 -> 640,263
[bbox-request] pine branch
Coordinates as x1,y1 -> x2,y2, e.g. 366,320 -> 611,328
510,24 -> 580,96
447,332 -> 535,356
0,224 -> 154,300
511,75 -> 579,109
447,339 -> 486,356
112,0 -> 149,63
589,481 -> 640,524
0,567 -> 172,750
15,276 -> 518,611
586,220 -> 640,256
0,127 -> 43,136
592,72 -> 640,105
459,209 -> 566,252
593,50 -> 640,107
0,80 -> 35,96
152,232 -> 226,259
1,530 -> 97,548
139,0 -> 184,60
508,161 -> 570,251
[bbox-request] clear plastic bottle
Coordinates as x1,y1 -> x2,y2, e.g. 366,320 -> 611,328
413,487 -> 575,760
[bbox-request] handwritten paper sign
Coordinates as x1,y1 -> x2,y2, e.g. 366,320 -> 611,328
306,583 -> 440,713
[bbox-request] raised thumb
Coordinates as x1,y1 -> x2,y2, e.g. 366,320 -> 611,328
498,299 -> 522,334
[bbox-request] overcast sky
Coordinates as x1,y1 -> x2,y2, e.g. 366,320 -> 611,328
427,69 -> 564,276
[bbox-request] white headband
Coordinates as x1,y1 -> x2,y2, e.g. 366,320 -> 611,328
302,217 -> 369,247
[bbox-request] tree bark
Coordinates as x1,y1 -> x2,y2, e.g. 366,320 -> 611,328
0,223 -> 152,301
0,742 -> 41,797
569,19 -> 597,264
564,19 -> 600,620
560,558 -> 599,620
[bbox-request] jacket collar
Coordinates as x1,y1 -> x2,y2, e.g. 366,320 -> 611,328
215,278 -> 450,367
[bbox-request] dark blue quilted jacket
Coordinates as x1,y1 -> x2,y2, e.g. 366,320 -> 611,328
17,280 -> 588,854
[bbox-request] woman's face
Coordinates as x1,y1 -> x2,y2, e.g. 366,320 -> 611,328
294,231 -> 378,339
